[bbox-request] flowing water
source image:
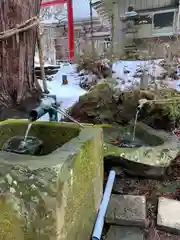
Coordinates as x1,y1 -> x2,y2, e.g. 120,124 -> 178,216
132,110 -> 139,141
3,121 -> 44,155
20,122 -> 33,148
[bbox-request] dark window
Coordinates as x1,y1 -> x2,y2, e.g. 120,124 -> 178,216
153,12 -> 174,29
104,37 -> 111,42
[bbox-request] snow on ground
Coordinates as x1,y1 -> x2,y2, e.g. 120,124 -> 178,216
113,60 -> 165,80
38,63 -> 86,121
35,59 -> 180,122
113,60 -> 180,91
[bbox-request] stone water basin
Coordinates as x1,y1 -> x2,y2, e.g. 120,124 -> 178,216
0,120 -> 103,240
102,123 -> 180,178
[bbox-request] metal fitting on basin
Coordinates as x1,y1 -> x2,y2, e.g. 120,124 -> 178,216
29,95 -> 58,122
29,94 -> 84,128
137,98 -> 148,111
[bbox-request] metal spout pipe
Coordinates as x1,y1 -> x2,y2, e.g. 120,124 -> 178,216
51,106 -> 84,128
137,98 -> 148,111
29,96 -> 57,122
29,95 -> 83,127
29,106 -> 48,121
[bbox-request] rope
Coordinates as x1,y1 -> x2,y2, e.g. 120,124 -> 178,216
0,17 -> 39,41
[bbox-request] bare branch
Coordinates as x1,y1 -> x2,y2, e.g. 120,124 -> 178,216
40,5 -> 67,25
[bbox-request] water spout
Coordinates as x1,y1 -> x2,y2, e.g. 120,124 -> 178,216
137,98 -> 148,111
29,95 -> 84,128
29,96 -> 57,122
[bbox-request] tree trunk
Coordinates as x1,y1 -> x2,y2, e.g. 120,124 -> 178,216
0,0 -> 42,107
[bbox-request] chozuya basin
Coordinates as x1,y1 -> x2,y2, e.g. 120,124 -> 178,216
102,123 -> 180,178
0,119 -> 104,240
2,136 -> 43,155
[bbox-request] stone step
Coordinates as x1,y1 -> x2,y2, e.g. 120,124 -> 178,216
105,194 -> 146,228
106,226 -> 144,240
157,197 -> 180,234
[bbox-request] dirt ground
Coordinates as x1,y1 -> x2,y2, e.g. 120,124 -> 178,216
104,157 -> 180,239
0,92 -> 40,121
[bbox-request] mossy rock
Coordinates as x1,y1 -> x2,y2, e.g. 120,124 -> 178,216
102,123 -> 180,178
68,82 -> 118,124
69,82 -> 180,131
0,120 -> 104,240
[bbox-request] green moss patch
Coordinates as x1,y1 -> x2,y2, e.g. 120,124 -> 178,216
0,121 -> 104,240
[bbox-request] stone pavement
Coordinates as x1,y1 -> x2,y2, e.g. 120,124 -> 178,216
105,194 -> 180,239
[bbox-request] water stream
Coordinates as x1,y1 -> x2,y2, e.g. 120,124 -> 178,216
132,110 -> 139,141
20,122 -> 33,148
2,121 -> 43,155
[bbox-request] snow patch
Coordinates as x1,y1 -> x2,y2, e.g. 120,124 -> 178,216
38,63 -> 86,121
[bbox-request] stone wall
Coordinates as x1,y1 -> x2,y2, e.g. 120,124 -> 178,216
0,120 -> 104,240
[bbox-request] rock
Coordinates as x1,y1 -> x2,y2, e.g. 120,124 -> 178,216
0,120 -> 104,240
157,197 -> 180,234
67,82 -> 118,124
105,194 -> 146,227
103,123 -> 180,178
106,226 -> 144,240
68,81 -> 180,131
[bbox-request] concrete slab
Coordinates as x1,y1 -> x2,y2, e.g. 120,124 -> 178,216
105,194 -> 146,227
106,226 -> 144,240
157,197 -> 180,234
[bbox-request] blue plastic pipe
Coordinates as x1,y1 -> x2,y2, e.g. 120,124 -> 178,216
92,170 -> 116,240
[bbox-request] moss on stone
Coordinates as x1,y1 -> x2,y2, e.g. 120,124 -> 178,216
59,134 -> 103,240
0,120 -> 104,240
0,195 -> 25,240
102,123 -> 180,167
69,81 -> 180,130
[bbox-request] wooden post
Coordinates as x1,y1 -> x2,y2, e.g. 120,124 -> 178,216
36,27 -> 49,94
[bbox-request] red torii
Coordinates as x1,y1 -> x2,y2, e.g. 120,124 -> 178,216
41,0 -> 75,61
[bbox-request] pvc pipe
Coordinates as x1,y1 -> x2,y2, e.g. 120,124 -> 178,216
92,170 -> 116,240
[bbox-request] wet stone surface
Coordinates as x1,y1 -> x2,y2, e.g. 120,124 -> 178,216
2,136 -> 43,155
106,226 -> 144,240
103,124 -> 180,178
105,194 -> 146,227
157,197 -> 180,234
